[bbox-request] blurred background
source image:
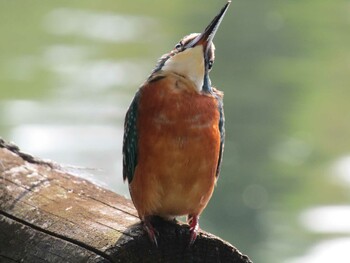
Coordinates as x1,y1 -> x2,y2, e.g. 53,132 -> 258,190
1,0 -> 350,262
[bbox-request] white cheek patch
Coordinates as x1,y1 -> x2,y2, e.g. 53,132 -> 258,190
162,46 -> 205,92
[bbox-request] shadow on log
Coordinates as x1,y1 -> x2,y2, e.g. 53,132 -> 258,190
0,138 -> 252,263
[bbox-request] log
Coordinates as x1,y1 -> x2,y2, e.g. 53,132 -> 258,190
0,138 -> 252,263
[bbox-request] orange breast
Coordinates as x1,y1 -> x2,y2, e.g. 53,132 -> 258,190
130,73 -> 221,219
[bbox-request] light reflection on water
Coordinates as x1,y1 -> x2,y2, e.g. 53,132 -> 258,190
1,8 -> 155,196
49,58 -> 148,92
333,155 -> 350,186
44,8 -> 155,43
11,123 -> 125,192
300,205 -> 350,234
2,48 -> 147,194
290,155 -> 350,261
286,238 -> 350,263
293,205 -> 350,261
287,153 -> 350,262
44,45 -> 148,94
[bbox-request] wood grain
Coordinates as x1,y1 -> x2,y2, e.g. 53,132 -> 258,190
0,138 -> 252,263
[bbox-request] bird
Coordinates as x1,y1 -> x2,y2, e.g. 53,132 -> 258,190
123,1 -> 230,246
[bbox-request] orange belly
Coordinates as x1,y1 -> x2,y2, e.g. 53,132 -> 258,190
130,73 -> 221,219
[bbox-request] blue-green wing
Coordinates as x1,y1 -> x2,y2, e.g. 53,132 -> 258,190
122,91 -> 141,184
215,91 -> 225,178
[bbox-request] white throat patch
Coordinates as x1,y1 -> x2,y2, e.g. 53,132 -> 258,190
162,45 -> 205,92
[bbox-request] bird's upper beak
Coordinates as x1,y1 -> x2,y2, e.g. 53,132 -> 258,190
185,1 -> 231,57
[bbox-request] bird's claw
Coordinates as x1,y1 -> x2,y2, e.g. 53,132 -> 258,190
143,217 -> 159,247
188,215 -> 199,246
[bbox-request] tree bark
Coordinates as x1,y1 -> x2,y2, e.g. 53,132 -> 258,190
0,138 -> 252,263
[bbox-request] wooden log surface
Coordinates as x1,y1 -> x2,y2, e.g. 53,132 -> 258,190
0,138 -> 252,263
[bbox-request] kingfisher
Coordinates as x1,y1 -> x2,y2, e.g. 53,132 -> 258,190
123,1 -> 230,246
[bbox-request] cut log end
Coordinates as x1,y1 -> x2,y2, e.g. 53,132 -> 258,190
0,138 -> 252,263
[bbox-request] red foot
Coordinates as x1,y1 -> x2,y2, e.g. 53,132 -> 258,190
143,216 -> 158,247
188,214 -> 199,246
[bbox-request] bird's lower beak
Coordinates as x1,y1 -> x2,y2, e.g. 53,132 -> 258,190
185,1 -> 231,54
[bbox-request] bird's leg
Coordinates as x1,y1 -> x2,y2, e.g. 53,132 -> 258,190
187,214 -> 199,245
143,216 -> 158,247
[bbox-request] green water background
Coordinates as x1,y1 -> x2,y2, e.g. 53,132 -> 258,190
1,1 -> 350,262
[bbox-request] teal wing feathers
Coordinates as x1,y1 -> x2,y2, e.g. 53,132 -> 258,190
122,91 -> 141,183
214,91 -> 225,178
216,95 -> 225,178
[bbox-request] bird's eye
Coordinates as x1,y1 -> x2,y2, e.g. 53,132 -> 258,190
208,60 -> 214,70
175,42 -> 183,50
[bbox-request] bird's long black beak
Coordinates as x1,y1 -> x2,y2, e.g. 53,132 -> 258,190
185,1 -> 231,54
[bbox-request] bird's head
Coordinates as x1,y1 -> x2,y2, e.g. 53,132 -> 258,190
152,1 -> 231,93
